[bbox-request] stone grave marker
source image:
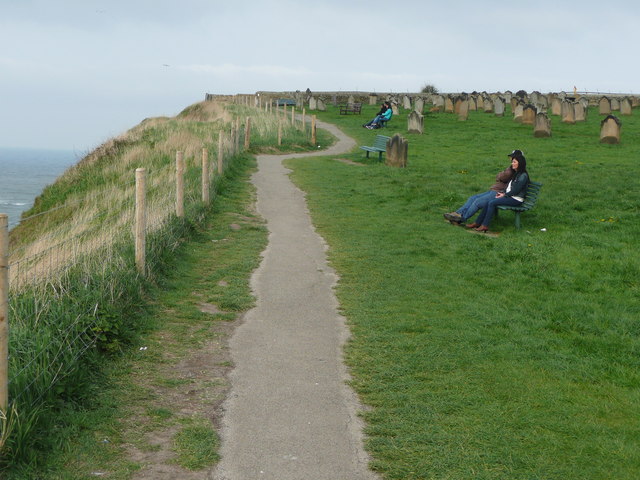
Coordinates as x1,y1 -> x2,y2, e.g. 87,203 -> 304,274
317,98 -> 326,111
513,103 -> 524,123
534,112 -> 552,137
610,97 -> 620,111
407,111 -> 424,134
369,93 -> 378,105
620,97 -> 632,115
522,105 -> 537,125
458,99 -> 469,121
551,97 -> 562,116
494,97 -> 505,116
483,96 -> 494,113
574,101 -> 587,122
386,134 -> 408,168
444,96 -> 454,113
599,97 -> 611,115
309,96 -> 317,110
600,115 -> 621,144
403,95 -> 412,110
561,100 -> 576,124
414,97 -> 424,114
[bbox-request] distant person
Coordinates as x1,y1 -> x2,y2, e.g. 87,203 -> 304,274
444,150 -> 521,225
363,102 -> 392,129
467,152 -> 530,232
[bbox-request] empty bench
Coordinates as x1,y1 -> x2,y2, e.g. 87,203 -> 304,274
360,134 -> 390,161
339,103 -> 362,115
497,181 -> 543,228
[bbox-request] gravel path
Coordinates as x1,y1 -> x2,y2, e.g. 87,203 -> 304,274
211,121 -> 380,480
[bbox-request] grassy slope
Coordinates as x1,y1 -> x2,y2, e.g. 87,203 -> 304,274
287,104 -> 640,479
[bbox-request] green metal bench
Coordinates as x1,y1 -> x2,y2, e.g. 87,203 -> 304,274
497,180 -> 543,228
359,134 -> 390,160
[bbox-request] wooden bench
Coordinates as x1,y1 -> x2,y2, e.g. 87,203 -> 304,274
360,135 -> 390,160
497,180 -> 543,228
339,103 -> 362,115
276,98 -> 296,106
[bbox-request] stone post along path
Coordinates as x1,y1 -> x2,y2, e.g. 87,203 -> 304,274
211,121 -> 379,480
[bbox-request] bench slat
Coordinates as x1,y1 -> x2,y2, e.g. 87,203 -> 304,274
497,181 -> 543,228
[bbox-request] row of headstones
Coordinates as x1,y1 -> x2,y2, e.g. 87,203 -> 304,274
406,104 -> 623,144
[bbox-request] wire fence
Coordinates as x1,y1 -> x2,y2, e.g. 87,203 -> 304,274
0,98 -> 316,429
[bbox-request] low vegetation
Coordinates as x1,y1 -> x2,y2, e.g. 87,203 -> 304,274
1,99 -> 331,476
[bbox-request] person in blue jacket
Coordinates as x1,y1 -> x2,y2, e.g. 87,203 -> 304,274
467,151 -> 530,232
363,102 -> 392,129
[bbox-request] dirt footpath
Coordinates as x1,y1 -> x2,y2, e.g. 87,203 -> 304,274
211,121 -> 380,480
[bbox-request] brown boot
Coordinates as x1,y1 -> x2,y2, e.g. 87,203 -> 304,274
465,222 -> 480,229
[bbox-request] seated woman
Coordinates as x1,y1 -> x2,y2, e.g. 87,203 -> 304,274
444,151 -> 520,225
363,102 -> 392,129
466,152 -> 530,232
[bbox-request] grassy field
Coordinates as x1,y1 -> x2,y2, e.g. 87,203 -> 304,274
287,103 -> 640,479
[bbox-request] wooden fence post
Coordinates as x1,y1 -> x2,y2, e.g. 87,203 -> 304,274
0,214 -> 9,412
218,132 -> 225,175
311,115 -> 317,145
202,148 -> 210,204
135,168 -> 146,275
244,117 -> 251,150
176,151 -> 184,217
278,121 -> 282,146
302,108 -> 306,131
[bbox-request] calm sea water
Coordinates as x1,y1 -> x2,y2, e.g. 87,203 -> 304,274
0,147 -> 78,229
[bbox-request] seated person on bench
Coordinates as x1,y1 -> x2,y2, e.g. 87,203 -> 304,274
363,102 -> 392,129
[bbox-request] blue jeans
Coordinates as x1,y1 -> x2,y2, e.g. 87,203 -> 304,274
456,190 -> 496,221
476,196 -> 523,227
364,115 -> 383,126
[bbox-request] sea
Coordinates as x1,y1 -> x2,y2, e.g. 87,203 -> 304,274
0,147 -> 79,230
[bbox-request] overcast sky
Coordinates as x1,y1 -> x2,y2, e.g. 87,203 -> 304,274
1,0 -> 638,151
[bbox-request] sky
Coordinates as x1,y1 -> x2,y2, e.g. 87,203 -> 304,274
1,0 -> 638,151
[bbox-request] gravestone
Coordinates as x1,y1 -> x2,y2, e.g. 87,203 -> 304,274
444,96 -> 454,113
610,97 -> 620,111
600,115 -> 621,144
403,95 -> 412,110
468,95 -> 477,111
503,91 -> 513,103
369,93 -> 378,105
332,94 -> 338,106
483,97 -> 494,113
578,97 -> 589,110
476,95 -> 485,110
551,97 -> 562,116
458,100 -> 469,121
561,100 -> 576,124
414,97 -> 424,114
513,103 -> 524,123
432,95 -> 445,111
510,97 -> 518,112
534,112 -> 552,137
309,96 -> 317,110
620,97 -> 632,115
494,97 -> 505,116
407,111 -> 424,134
391,102 -> 399,116
599,97 -> 611,115
386,134 -> 408,168
522,105 -> 537,125
348,95 -> 355,104
574,101 -> 586,122
317,98 -> 326,111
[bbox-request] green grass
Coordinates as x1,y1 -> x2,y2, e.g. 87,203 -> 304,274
287,103 -> 640,479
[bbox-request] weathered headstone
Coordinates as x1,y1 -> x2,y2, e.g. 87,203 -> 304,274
391,102 -> 399,116
534,112 -> 552,137
458,100 -> 469,121
468,95 -> 477,111
476,95 -> 485,110
483,96 -> 493,113
403,95 -> 412,110
599,96 -> 611,115
369,93 -> 378,105
432,95 -> 445,111
620,97 -> 632,115
414,97 -> 424,114
551,97 -> 562,116
407,111 -> 424,134
574,101 -> 587,122
513,103 -> 524,123
494,97 -> 505,117
348,95 -> 355,104
561,100 -> 576,124
522,105 -> 537,125
600,115 -> 621,144
610,97 -> 620,111
386,134 -> 408,168
309,96 -> 317,110
503,91 -> 513,103
317,98 -> 326,111
444,96 -> 454,113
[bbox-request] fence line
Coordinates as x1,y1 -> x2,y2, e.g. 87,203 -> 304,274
0,97 -> 313,419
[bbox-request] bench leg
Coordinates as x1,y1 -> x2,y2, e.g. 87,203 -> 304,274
378,152 -> 383,161
366,151 -> 370,158
514,212 -> 521,229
